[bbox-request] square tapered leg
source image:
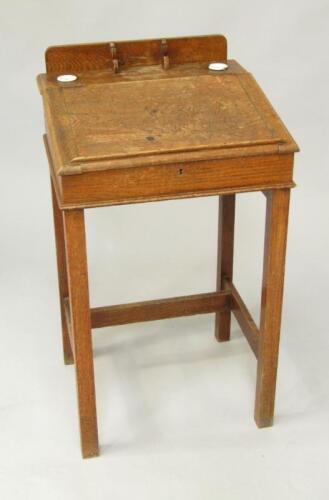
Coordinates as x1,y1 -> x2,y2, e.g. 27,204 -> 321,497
255,189 -> 290,427
215,194 -> 236,342
51,179 -> 74,365
64,209 -> 99,458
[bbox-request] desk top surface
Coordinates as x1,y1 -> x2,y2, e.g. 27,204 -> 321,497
38,43 -> 298,176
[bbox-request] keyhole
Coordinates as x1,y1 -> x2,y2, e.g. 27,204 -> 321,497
178,168 -> 184,175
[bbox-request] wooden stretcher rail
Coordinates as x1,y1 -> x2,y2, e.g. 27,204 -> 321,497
90,291 -> 231,328
224,279 -> 260,357
64,285 -> 258,357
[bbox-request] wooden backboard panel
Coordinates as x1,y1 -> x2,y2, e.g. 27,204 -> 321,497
45,35 -> 227,73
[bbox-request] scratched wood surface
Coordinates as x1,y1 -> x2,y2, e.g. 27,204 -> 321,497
38,36 -> 299,458
47,73 -> 282,168
38,35 -> 298,178
38,34 -> 298,210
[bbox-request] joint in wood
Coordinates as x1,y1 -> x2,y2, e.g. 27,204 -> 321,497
91,291 -> 231,329
109,42 -> 119,73
224,279 -> 260,357
161,39 -> 169,69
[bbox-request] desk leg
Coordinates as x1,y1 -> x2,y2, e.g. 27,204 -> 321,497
64,209 -> 99,458
255,189 -> 290,427
50,179 -> 74,365
215,194 -> 235,341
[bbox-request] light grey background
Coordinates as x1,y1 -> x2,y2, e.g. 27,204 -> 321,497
1,1 -> 328,498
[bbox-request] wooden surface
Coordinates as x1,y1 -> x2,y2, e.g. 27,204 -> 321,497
39,35 -> 298,210
91,291 -> 231,328
39,60 -> 298,178
40,35 -> 298,458
63,210 -> 99,458
45,133 -> 294,209
40,66 -> 287,174
227,279 -> 260,358
51,179 -> 74,364
254,189 -> 290,427
63,297 -> 74,360
215,194 -> 235,341
45,35 -> 227,73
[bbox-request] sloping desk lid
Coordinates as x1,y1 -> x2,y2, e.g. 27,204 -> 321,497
38,60 -> 298,176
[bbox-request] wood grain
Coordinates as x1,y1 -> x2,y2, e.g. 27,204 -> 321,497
38,61 -> 298,178
63,297 -> 75,359
227,280 -> 260,357
38,35 -> 298,457
43,134 -> 295,210
45,35 -> 227,73
39,34 -> 298,212
64,210 -> 99,458
91,291 -> 231,329
254,189 -> 290,427
215,195 -> 235,341
50,179 -> 74,364
59,153 -> 294,209
45,73 -> 283,169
